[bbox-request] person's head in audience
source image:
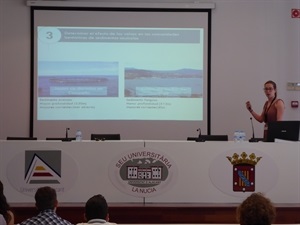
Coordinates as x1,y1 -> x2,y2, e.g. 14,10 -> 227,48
20,186 -> 72,225
85,194 -> 109,221
0,181 -> 14,225
236,192 -> 276,225
0,181 -> 3,194
35,186 -> 58,211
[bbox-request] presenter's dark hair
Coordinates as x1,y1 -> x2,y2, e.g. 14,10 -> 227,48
85,194 -> 108,221
236,192 -> 276,225
35,186 -> 57,211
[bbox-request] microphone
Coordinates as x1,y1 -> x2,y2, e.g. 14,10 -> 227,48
197,128 -> 201,138
196,128 -> 205,142
61,128 -> 72,142
250,118 -> 255,139
249,118 -> 259,142
65,127 -> 70,139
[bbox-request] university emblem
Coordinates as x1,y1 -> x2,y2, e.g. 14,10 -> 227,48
6,149 -> 78,196
109,148 -> 177,197
227,152 -> 262,192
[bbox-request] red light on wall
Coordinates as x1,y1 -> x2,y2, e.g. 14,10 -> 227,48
291,9 -> 300,18
291,101 -> 299,108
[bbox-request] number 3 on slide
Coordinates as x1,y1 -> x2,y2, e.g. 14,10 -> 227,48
38,27 -> 62,44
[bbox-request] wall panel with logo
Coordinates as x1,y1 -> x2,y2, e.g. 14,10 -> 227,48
144,141 -> 300,203
0,140 -> 299,204
0,140 -> 145,203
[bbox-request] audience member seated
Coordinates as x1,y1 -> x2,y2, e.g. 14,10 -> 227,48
236,192 -> 276,225
77,194 -> 116,225
0,214 -> 6,225
20,186 -> 73,225
0,181 -> 14,225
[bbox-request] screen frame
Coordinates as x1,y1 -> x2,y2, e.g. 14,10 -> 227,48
30,6 -> 212,139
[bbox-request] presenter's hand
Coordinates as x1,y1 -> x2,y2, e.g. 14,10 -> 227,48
246,101 -> 252,112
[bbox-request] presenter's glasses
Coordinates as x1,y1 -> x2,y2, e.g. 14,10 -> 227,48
263,87 -> 274,91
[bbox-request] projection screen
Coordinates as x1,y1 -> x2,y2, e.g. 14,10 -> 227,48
31,5 -> 212,140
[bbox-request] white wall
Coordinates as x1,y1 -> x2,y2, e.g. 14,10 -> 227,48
210,0 -> 300,138
0,0 -> 299,140
0,0 -> 31,138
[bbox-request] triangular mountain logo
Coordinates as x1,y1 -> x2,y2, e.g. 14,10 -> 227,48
25,152 -> 61,184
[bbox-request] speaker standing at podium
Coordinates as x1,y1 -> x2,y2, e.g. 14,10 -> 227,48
246,80 -> 285,141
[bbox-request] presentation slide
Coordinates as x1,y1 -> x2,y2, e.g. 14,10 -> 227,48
32,8 -> 210,140
37,27 -> 204,121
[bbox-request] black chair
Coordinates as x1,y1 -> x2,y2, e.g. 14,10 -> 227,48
91,134 -> 121,141
7,137 -> 37,140
187,135 -> 228,141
